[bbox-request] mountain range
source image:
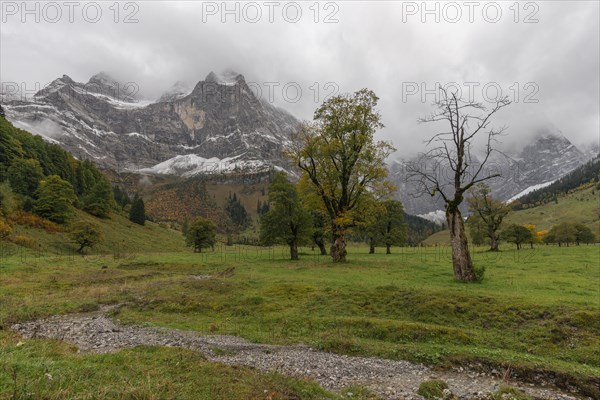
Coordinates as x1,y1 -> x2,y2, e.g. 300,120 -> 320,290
2,71 -> 298,174
389,130 -> 592,215
2,71 -> 595,215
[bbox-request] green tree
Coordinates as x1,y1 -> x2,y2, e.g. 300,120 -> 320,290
82,178 -> 115,218
365,200 -> 406,254
409,89 -> 510,281
288,89 -> 395,262
501,224 -> 533,250
7,158 -> 44,197
34,175 -> 76,223
379,200 -> 406,254
225,193 -> 250,231
0,182 -> 16,218
467,183 -> 510,251
467,215 -> 487,246
113,186 -> 130,210
185,216 -> 217,253
69,220 -> 103,253
546,222 -> 577,247
574,223 -> 596,245
259,172 -> 312,260
129,196 -> 146,225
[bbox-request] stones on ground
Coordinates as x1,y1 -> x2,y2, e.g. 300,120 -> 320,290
10,308 -> 579,400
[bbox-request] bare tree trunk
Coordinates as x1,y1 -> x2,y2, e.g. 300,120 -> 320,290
290,240 -> 299,260
447,209 -> 476,282
386,243 -> 391,254
369,237 -> 375,254
330,230 -> 347,262
317,241 -> 327,256
489,233 -> 499,252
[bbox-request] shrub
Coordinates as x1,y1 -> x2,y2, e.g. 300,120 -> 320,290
0,219 -> 12,240
473,265 -> 486,282
9,212 -> 62,233
490,386 -> 532,400
11,235 -> 36,248
417,379 -> 449,400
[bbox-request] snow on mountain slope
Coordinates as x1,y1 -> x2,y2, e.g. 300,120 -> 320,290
138,154 -> 272,177
507,180 -> 556,203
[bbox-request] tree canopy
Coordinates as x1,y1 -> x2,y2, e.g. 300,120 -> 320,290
288,88 -> 395,262
185,216 -> 217,253
259,172 -> 312,260
34,175 -> 77,224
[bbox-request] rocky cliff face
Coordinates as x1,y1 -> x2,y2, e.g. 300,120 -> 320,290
390,131 -> 590,215
3,71 -> 299,173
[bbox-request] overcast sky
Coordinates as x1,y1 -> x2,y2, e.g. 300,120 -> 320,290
1,0 -> 598,157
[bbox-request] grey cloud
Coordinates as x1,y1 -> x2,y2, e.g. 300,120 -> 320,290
1,0 -> 597,157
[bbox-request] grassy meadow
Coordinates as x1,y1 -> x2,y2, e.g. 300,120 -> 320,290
0,242 -> 598,398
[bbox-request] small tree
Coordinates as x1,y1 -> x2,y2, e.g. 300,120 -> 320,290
467,183 -> 510,251
523,224 -> 542,248
185,216 -> 217,253
467,215 -> 487,246
83,178 -> 115,218
0,182 -> 16,218
129,196 -> 146,225
574,223 -> 595,245
379,200 -> 406,254
225,193 -> 250,231
34,175 -> 76,224
113,186 -> 130,210
259,172 -> 312,260
501,224 -> 533,250
69,220 -> 103,253
547,222 -> 577,247
365,199 -> 406,254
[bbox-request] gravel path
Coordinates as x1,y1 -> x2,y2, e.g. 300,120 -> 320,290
11,306 -> 583,400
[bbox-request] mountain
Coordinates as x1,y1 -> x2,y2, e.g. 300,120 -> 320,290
2,71 -> 299,173
390,130 -> 591,214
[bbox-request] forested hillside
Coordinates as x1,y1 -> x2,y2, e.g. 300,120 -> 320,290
512,157 -> 600,209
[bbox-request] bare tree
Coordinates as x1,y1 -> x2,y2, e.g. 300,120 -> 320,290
409,88 -> 510,281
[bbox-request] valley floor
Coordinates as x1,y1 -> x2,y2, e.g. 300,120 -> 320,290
0,244 -> 598,399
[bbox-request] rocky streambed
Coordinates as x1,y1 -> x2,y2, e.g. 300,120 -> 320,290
11,306 -> 584,400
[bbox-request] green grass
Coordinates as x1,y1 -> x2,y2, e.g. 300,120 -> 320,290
504,186 -> 599,232
5,209 -> 187,256
0,244 -> 599,397
0,331 -> 335,399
